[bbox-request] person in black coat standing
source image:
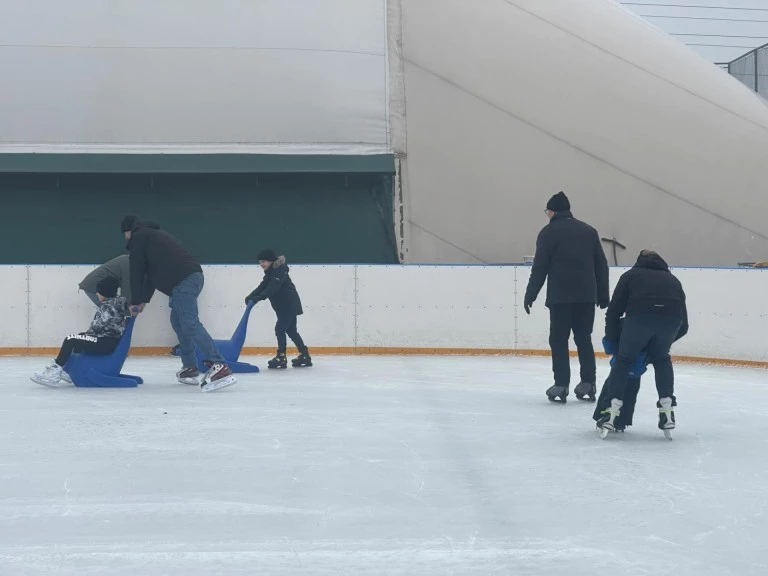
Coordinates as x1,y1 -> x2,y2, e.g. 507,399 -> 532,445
524,191 -> 610,403
122,215 -> 236,392
597,250 -> 688,437
245,249 -> 311,369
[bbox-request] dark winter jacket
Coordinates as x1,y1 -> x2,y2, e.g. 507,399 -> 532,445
525,211 -> 610,307
246,256 -> 303,316
86,296 -> 132,339
79,254 -> 133,304
605,252 -> 688,343
126,220 -> 202,304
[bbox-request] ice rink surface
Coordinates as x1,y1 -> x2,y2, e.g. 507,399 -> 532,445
0,354 -> 766,576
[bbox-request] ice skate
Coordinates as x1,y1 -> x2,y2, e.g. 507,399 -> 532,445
31,361 -> 64,388
596,398 -> 624,438
574,381 -> 596,402
546,385 -> 568,404
200,362 -> 237,392
177,366 -> 204,385
268,353 -> 288,370
658,397 -> 676,440
291,350 -> 312,368
60,371 -> 72,384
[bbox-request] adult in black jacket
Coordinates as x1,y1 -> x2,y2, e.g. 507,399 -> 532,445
245,249 -> 311,369
122,215 -> 236,391
524,191 -> 610,403
598,250 -> 688,434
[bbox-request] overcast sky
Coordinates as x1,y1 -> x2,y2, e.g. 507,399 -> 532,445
619,0 -> 768,63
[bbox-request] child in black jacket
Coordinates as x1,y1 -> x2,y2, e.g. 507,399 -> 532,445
245,249 -> 312,369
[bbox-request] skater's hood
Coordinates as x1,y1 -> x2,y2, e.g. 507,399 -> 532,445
270,255 -> 287,270
634,250 -> 669,271
131,219 -> 160,232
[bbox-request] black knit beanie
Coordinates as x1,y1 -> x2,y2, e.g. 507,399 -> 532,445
546,191 -> 571,212
121,214 -> 138,233
96,277 -> 119,298
257,249 -> 278,262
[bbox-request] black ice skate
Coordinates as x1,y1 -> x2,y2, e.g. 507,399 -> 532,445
291,350 -> 312,368
546,385 -> 568,404
574,381 -> 596,402
596,398 -> 623,438
177,366 -> 203,385
268,353 -> 288,369
657,396 -> 676,440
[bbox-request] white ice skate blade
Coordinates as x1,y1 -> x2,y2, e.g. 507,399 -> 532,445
200,375 -> 237,392
178,377 -> 203,385
597,426 -> 609,439
663,430 -> 673,440
31,376 -> 60,388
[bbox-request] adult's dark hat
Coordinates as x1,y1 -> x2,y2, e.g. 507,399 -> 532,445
546,191 -> 570,212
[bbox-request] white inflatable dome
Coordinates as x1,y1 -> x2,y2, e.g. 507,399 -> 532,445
2,0 -> 768,266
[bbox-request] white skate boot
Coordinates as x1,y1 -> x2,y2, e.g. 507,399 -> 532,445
658,397 -> 676,440
596,398 -> 623,439
31,361 -> 64,388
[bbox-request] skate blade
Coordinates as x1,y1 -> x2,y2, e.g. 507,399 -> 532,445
31,378 -> 60,388
201,375 -> 237,392
663,429 -> 673,440
597,426 -> 610,439
576,396 -> 596,403
291,363 -> 313,368
268,365 -> 288,370
178,377 -> 204,385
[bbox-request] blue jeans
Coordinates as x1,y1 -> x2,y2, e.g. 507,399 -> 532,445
169,272 -> 224,368
83,291 -> 100,306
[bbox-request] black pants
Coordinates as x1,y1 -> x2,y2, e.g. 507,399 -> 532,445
548,303 -> 596,387
275,314 -> 306,354
55,333 -> 120,366
607,315 -> 682,401
593,375 -> 641,427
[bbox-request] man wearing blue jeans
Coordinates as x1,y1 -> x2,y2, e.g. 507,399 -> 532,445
122,215 -> 236,392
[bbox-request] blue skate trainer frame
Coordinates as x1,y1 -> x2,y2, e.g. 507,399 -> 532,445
173,302 -> 260,373
64,317 -> 144,388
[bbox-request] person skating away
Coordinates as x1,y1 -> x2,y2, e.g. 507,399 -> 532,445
523,191 -> 610,403
597,250 -> 688,439
32,278 -> 131,387
121,215 -> 236,392
245,249 -> 311,369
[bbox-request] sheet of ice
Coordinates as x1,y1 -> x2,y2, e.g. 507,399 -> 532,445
0,355 -> 766,575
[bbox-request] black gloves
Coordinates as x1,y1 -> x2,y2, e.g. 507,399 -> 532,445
245,291 -> 260,305
523,299 -> 533,315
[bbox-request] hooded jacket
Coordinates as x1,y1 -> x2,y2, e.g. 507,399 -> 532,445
605,252 -> 688,342
525,211 -> 610,307
79,254 -> 132,304
246,256 -> 303,316
126,220 -> 202,304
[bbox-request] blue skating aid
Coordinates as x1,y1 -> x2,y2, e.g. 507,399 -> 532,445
64,317 -> 144,388
173,302 -> 260,374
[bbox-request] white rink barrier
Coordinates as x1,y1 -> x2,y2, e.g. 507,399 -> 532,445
0,265 -> 764,364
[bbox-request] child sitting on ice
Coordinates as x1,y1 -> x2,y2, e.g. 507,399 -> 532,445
32,277 -> 132,387
244,249 -> 312,369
